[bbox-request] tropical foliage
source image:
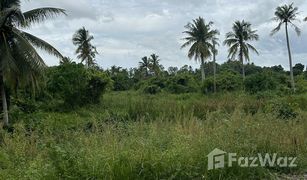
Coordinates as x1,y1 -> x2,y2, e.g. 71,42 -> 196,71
0,1 -> 307,179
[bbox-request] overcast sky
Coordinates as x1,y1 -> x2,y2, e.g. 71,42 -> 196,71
21,0 -> 307,70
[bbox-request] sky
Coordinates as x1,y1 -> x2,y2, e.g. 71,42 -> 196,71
21,0 -> 307,70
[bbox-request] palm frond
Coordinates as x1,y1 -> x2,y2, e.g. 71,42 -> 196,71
0,5 -> 24,27
272,3 -> 300,35
246,43 -> 259,55
289,22 -> 301,36
270,22 -> 282,36
242,45 -> 250,62
11,28 -> 46,70
21,7 -> 66,27
223,38 -> 238,46
181,17 -> 217,63
20,30 -> 64,59
0,32 -> 19,74
227,44 -> 239,60
0,0 -> 21,10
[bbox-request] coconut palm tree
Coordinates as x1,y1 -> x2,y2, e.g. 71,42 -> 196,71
73,27 -> 98,68
0,0 -> 65,127
139,56 -> 151,77
271,3 -> 301,92
181,17 -> 219,82
149,54 -> 162,76
224,20 -> 259,80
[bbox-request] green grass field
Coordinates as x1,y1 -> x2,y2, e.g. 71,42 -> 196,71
0,92 -> 306,179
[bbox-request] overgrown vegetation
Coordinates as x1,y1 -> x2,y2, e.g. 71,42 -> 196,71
0,0 -> 307,179
1,92 -> 307,179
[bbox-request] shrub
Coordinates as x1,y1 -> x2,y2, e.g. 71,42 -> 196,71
202,71 -> 242,94
111,73 -> 133,91
275,103 -> 298,120
149,77 -> 167,89
135,77 -> 166,91
47,63 -> 111,108
166,74 -> 199,94
143,85 -> 161,95
268,100 -> 298,120
244,73 -> 277,94
85,70 -> 112,104
201,77 -> 214,94
296,75 -> 307,94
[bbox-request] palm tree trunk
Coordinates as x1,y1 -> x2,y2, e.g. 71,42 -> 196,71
145,68 -> 149,78
0,75 -> 9,128
285,23 -> 296,92
201,58 -> 206,82
240,48 -> 245,80
213,47 -> 217,93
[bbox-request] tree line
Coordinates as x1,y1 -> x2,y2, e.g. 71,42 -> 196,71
181,3 -> 306,93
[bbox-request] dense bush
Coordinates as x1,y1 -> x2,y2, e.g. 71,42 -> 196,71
244,72 -> 278,94
296,75 -> 307,93
293,63 -> 305,76
148,77 -> 167,89
138,75 -> 198,94
46,63 -> 111,108
85,70 -> 111,104
143,85 -> 161,94
202,71 -> 242,93
271,101 -> 298,120
110,72 -> 133,91
1,92 -> 306,179
166,74 -> 199,94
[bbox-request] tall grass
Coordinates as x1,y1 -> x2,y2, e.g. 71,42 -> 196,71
0,92 -> 306,179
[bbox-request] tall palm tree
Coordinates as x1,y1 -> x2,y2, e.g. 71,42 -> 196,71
224,20 -> 259,80
149,54 -> 161,76
0,0 -> 65,127
271,3 -> 301,92
181,17 -> 219,82
139,56 -> 151,77
72,27 -> 98,68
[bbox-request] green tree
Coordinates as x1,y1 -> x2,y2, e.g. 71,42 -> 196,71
181,17 -> 219,82
0,0 -> 65,127
224,20 -> 259,80
107,66 -> 133,91
139,56 -> 151,77
73,27 -> 98,68
271,3 -> 301,92
293,63 -> 305,76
